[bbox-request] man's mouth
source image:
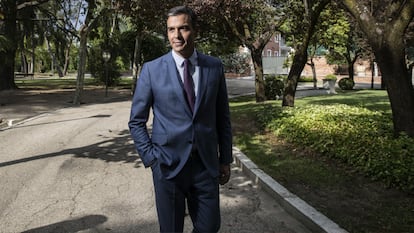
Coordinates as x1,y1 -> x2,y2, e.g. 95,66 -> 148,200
174,41 -> 184,46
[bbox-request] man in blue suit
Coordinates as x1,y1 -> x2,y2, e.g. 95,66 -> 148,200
128,5 -> 233,233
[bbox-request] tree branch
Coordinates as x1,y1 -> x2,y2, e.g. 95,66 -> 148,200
16,0 -> 49,10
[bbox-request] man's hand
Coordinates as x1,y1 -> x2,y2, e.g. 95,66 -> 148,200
219,164 -> 231,185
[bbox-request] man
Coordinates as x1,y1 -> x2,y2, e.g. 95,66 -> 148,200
128,5 -> 233,233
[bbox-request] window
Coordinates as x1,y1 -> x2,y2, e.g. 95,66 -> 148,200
267,50 -> 272,57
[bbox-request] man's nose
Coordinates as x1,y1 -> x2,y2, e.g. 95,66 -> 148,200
173,29 -> 182,38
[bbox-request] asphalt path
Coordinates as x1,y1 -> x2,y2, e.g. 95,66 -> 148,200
0,93 -> 312,232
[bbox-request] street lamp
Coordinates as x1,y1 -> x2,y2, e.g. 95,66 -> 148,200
102,50 -> 111,97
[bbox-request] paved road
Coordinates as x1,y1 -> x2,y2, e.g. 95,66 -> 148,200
0,98 -> 312,232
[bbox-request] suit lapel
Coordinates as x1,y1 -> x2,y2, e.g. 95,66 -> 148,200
194,53 -> 209,115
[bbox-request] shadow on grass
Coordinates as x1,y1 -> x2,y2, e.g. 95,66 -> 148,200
298,89 -> 391,112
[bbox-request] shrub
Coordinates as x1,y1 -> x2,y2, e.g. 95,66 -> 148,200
338,77 -> 355,90
263,104 -> 414,192
299,76 -> 314,82
264,75 -> 285,100
88,48 -> 121,86
324,74 -> 337,80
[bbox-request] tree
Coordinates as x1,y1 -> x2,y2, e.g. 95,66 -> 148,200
0,0 -> 50,90
0,0 -> 73,90
60,0 -> 84,75
73,0 -> 102,105
339,0 -> 414,137
191,0 -> 285,102
281,0 -> 330,107
321,7 -> 370,82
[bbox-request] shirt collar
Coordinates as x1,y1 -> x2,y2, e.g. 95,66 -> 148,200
172,50 -> 198,67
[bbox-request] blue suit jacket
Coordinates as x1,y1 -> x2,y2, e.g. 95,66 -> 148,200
129,51 -> 233,179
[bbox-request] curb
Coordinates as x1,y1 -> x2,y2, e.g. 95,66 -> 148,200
232,147 -> 349,233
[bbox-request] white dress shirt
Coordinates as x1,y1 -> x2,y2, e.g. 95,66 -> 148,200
172,50 -> 200,97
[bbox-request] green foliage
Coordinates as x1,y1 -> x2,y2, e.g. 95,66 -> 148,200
338,77 -> 355,90
323,74 -> 337,80
141,35 -> 169,63
298,76 -> 314,82
88,47 -> 121,86
221,52 -> 251,74
0,36 -> 11,52
263,103 -> 414,192
264,75 -> 285,100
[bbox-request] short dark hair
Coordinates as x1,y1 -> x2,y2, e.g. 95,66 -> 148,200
167,6 -> 198,29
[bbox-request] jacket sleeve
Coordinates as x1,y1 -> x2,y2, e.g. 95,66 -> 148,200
128,64 -> 157,167
216,63 -> 233,165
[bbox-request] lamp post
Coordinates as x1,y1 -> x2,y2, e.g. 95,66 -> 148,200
102,50 -> 111,97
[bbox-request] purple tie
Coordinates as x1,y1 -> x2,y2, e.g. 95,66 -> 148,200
183,59 -> 195,112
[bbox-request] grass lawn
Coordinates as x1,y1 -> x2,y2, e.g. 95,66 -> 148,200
230,90 -> 414,233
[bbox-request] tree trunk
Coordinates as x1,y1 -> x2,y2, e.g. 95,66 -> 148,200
251,48 -> 266,102
346,50 -> 358,81
63,1 -> 83,76
45,37 -> 63,78
20,51 -> 28,74
131,34 -> 143,94
347,62 -> 355,80
282,49 -> 308,106
73,26 -> 88,105
30,34 -> 35,74
307,59 -> 317,89
375,45 -> 414,136
45,36 -> 64,77
73,0 -> 97,105
0,0 -> 18,90
281,0 -> 330,107
63,44 -> 71,76
339,0 -> 414,137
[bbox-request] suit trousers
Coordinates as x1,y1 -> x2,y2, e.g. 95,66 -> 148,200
151,153 -> 221,233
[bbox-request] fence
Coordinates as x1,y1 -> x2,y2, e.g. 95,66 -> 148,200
262,56 -> 289,75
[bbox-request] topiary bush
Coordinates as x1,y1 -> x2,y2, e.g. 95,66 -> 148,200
323,74 -> 337,80
338,77 -> 355,90
299,76 -> 314,82
264,75 -> 285,100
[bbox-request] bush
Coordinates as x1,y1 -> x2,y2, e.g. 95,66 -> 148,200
338,77 -> 355,90
88,48 -> 121,86
264,75 -> 285,100
299,76 -> 314,82
323,74 -> 337,80
263,104 -> 414,192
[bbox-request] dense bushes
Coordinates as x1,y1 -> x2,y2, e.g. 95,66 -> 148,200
264,75 -> 285,100
338,77 -> 355,90
258,104 -> 414,192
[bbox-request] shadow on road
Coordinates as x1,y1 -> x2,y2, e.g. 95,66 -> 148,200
21,215 -> 108,233
0,130 -> 142,168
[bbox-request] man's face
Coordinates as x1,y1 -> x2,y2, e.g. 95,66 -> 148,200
167,14 -> 196,58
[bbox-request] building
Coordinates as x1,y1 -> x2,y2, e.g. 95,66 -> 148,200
262,33 -> 291,57
262,33 -> 292,75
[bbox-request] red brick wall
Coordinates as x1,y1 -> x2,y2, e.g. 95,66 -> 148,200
301,56 -> 380,83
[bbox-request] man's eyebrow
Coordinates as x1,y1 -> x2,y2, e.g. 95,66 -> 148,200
167,25 -> 191,29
